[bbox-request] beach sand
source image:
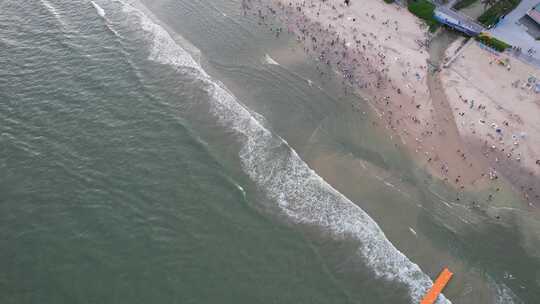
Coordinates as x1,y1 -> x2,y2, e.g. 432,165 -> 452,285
244,0 -> 490,186
243,0 -> 540,207
441,41 -> 540,205
238,1 -> 540,301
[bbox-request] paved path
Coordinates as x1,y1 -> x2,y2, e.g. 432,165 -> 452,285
489,0 -> 540,67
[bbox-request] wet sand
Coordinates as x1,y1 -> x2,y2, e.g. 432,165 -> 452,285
242,0 -> 493,191
236,1 -> 540,302
242,0 -> 540,209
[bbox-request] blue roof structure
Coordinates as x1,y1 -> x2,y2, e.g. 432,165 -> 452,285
434,7 -> 485,36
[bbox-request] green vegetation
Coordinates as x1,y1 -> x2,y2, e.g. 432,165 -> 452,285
407,0 -> 440,32
453,0 -> 479,10
476,34 -> 511,51
383,0 -> 395,3
477,0 -> 522,26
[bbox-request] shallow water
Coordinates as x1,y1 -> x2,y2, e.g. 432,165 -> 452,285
1,0 -> 539,303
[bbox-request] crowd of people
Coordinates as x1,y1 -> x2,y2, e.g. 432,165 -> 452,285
241,0 -> 539,209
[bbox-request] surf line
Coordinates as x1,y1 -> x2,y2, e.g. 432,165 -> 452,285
113,1 -> 451,303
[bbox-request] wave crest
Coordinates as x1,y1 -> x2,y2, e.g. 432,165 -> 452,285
91,1 -> 106,18
114,1 -> 450,303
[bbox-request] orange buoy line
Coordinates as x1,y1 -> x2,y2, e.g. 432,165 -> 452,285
420,267 -> 454,304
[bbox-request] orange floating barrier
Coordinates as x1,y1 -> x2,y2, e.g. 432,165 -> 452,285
420,267 -> 453,304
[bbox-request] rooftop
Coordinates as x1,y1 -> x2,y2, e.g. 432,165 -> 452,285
528,2 -> 540,24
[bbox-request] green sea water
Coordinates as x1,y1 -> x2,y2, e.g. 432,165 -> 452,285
1,0 -> 539,303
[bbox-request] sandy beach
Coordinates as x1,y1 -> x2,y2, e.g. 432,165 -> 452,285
242,0 -> 540,208
441,40 -> 540,205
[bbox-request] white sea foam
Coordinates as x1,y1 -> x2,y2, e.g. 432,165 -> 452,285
91,1 -> 106,18
116,1 -> 450,302
488,276 -> 522,304
120,3 -> 202,72
264,54 -> 280,65
91,1 -> 123,39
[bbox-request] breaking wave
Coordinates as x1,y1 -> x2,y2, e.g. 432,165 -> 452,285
115,1 -> 449,303
264,53 -> 280,65
91,1 -> 106,18
90,1 -> 122,39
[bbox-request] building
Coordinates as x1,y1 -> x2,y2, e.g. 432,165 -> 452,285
434,7 -> 485,36
526,2 -> 540,26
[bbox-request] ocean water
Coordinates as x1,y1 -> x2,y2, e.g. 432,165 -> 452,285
1,0 -> 539,303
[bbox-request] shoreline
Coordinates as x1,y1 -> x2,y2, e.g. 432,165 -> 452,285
242,0 -> 540,209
